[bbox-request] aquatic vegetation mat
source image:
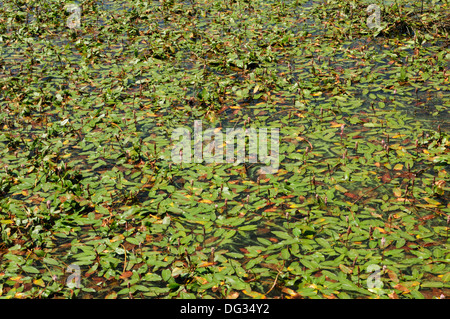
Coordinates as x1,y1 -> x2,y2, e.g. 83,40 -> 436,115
0,0 -> 449,299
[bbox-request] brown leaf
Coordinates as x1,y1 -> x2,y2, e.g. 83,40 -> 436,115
194,276 -> 208,285
381,173 -> 391,183
119,271 -> 133,279
256,227 -> 271,235
239,248 -> 249,254
344,192 -> 358,200
387,269 -> 399,283
226,291 -> 240,299
204,236 -> 219,245
419,214 -> 435,221
393,284 -> 410,293
281,287 -> 302,299
388,291 -> 399,299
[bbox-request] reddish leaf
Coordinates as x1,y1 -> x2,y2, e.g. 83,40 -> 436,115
344,192 -> 358,200
381,173 -> 391,183
119,271 -> 133,279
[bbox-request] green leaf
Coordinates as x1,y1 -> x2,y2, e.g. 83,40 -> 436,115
144,273 -> 162,281
22,265 -> 40,274
161,269 -> 172,282
421,281 -> 443,288
272,231 -> 293,240
409,290 -> 424,299
126,237 -> 141,245
226,252 -> 245,259
281,248 -> 290,260
43,257 -> 60,266
300,259 -> 319,270
238,225 -> 258,231
316,237 -> 332,249
257,237 -> 272,246
395,238 -> 406,248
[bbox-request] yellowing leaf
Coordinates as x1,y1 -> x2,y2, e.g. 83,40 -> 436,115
439,272 -> 450,282
281,287 -> 301,298
9,276 -> 22,281
423,197 -> 441,206
110,234 -> 124,243
33,278 -> 45,287
330,122 -> 344,128
105,291 -> 117,299
402,281 -> 420,288
416,204 -> 440,209
242,290 -> 266,299
198,262 -> 216,268
393,164 -> 403,171
393,284 -> 410,293
335,185 -> 348,193
194,276 -> 209,285
339,264 -> 353,274
393,188 -> 402,197
375,226 -> 387,234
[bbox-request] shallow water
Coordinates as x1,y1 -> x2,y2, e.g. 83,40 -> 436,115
0,0 -> 448,299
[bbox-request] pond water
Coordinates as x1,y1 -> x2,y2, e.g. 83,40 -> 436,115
0,0 -> 449,299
